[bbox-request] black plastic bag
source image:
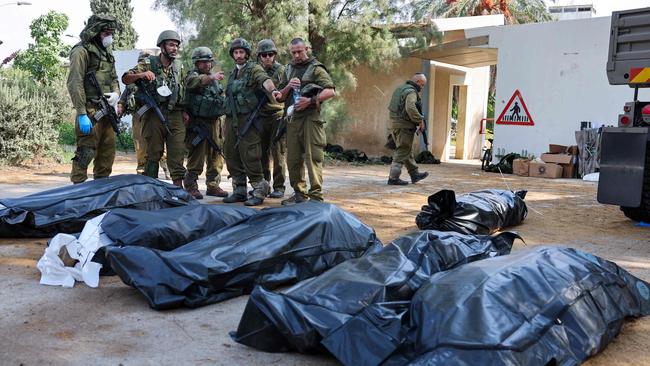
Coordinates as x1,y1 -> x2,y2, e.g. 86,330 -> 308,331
414,151 -> 440,164
232,230 -> 519,355
485,152 -> 521,173
416,189 -> 527,235
91,204 -> 257,274
384,246 -> 650,366
101,204 -> 257,250
105,202 -> 382,310
0,174 -> 196,238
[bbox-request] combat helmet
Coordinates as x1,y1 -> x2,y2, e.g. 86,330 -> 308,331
157,30 -> 181,47
256,39 -> 277,56
191,47 -> 214,63
229,38 -> 252,58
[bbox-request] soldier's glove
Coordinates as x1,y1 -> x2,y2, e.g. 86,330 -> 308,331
104,92 -> 119,107
78,114 -> 92,135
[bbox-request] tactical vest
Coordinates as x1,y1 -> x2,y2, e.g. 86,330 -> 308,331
388,81 -> 421,122
285,58 -> 327,95
185,70 -> 225,119
225,61 -> 260,116
135,55 -> 183,111
73,41 -> 115,102
285,58 -> 327,112
261,62 -> 284,113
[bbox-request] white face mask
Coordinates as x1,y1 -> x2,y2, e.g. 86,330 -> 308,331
101,35 -> 113,48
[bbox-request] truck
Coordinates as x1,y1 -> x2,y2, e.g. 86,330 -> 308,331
598,6 -> 650,222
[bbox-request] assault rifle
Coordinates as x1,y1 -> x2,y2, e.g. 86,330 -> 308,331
135,79 -> 172,135
86,71 -> 127,151
272,116 -> 287,145
415,100 -> 429,148
235,91 -> 267,147
190,122 -> 223,156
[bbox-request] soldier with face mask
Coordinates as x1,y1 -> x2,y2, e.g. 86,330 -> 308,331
222,38 -> 283,206
122,30 -> 186,187
255,39 -> 287,199
66,14 -> 121,184
182,47 -> 228,199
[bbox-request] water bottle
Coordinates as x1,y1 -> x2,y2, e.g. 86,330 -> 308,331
292,85 -> 301,105
287,85 -> 301,116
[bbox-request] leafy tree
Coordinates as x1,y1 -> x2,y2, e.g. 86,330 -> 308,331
90,0 -> 138,49
13,11 -> 70,85
154,0 -> 306,70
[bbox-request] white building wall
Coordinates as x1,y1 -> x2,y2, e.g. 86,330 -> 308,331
486,16 -> 650,158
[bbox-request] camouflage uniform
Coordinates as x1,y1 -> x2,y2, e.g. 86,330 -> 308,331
280,57 -> 335,202
387,80 -> 428,184
256,40 -> 287,197
183,47 -> 227,199
123,32 -> 186,183
118,77 -> 171,178
66,14 -> 119,184
222,39 -> 273,205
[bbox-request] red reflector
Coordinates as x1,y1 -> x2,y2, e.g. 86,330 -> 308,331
624,105 -> 631,112
621,115 -> 631,125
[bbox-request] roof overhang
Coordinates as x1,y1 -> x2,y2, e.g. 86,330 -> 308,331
410,35 -> 497,68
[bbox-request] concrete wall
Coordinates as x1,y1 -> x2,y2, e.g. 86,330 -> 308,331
336,58 -> 422,156
484,16 -> 650,158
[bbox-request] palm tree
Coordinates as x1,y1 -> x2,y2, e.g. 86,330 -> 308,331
413,0 -> 551,25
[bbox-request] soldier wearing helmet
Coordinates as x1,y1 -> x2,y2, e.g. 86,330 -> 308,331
222,37 -> 283,206
181,46 -> 228,199
255,39 -> 287,199
122,30 -> 187,187
66,14 -> 121,184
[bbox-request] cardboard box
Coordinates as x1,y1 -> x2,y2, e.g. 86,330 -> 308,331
541,153 -> 573,164
513,159 -> 530,176
549,144 -> 568,154
529,162 -> 563,178
561,163 -> 576,178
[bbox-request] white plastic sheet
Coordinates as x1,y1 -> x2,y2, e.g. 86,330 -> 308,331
37,214 -> 114,288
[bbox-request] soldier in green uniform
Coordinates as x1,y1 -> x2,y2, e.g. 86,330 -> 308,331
387,73 -> 430,185
222,38 -> 283,206
276,38 -> 336,205
122,30 -> 186,187
118,54 -> 171,179
182,46 -> 229,199
66,14 -> 121,184
256,39 -> 287,199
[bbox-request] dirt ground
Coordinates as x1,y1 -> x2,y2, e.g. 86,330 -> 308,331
1,154 -> 649,365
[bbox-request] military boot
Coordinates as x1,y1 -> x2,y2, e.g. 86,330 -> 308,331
206,185 -> 228,197
245,180 -> 270,206
387,162 -> 409,185
410,171 -> 429,184
223,177 -> 248,203
184,180 -> 203,200
281,193 -> 309,206
269,188 -> 285,199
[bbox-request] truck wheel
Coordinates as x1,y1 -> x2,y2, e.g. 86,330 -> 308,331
621,142 -> 650,222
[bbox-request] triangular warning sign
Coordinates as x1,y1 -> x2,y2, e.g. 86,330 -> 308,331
496,89 -> 534,126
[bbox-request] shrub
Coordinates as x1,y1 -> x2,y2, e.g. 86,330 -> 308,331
0,68 -> 74,164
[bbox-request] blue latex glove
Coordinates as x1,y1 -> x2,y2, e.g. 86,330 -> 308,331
78,114 -> 92,135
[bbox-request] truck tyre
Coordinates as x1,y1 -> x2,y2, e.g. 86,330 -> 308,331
621,142 -> 650,222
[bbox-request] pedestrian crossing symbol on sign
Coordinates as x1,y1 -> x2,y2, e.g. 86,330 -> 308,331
496,89 -> 534,126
